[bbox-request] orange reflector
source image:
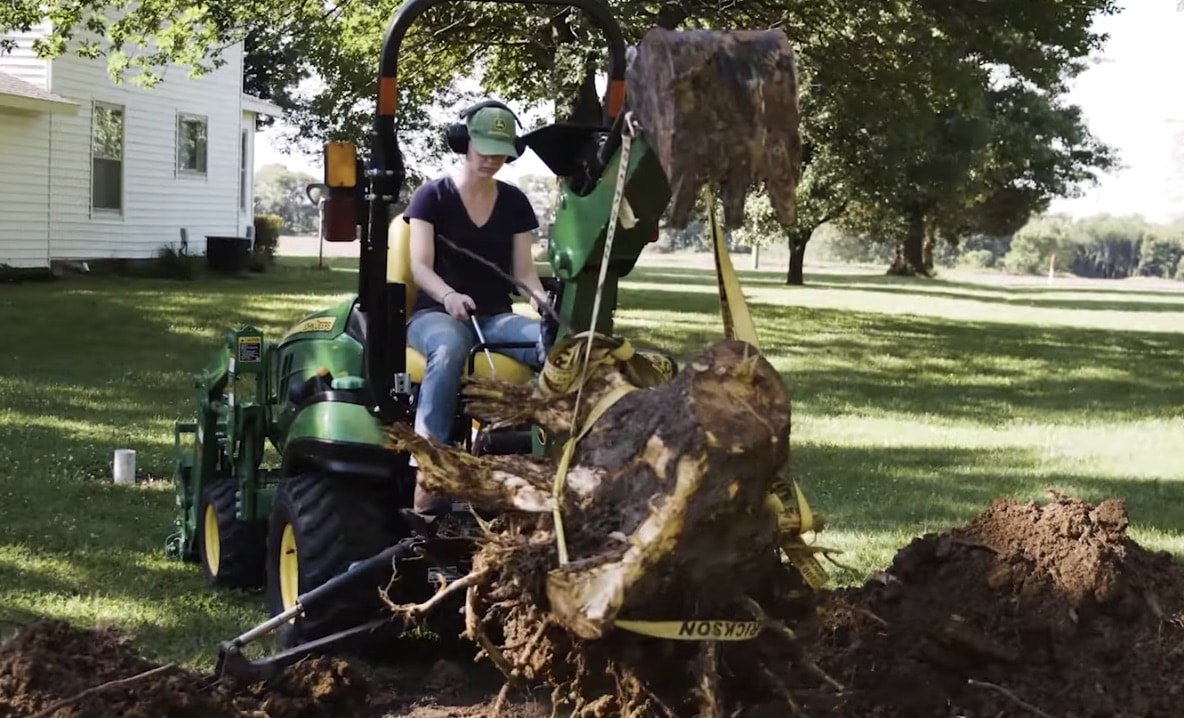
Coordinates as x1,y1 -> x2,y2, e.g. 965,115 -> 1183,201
379,77 -> 398,117
325,142 -> 358,188
607,79 -> 626,117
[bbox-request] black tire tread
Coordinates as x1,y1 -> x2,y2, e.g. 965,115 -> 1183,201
266,473 -> 413,649
198,479 -> 267,589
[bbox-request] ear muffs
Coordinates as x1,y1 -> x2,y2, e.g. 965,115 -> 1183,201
445,99 -> 527,159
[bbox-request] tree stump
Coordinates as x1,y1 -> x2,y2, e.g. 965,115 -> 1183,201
625,28 -> 803,230
384,338 -> 839,717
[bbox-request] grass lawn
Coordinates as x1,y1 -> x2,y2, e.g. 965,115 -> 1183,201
1,253 -> 1182,672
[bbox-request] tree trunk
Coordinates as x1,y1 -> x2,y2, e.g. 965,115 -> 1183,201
921,219 -> 937,274
887,207 -> 930,277
383,338 -> 837,716
785,229 -> 810,286
751,244 -> 760,270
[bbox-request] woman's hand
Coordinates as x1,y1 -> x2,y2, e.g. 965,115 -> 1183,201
443,291 -> 477,321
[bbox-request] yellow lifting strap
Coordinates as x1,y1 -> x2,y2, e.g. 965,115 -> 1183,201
706,188 -> 761,348
705,188 -> 830,589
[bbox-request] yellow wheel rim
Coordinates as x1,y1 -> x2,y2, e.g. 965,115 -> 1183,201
203,505 -> 220,576
278,523 -> 299,611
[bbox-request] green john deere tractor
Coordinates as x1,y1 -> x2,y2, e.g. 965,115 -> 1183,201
166,0 -> 685,672
169,0 -> 806,678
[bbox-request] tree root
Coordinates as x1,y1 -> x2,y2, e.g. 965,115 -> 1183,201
28,664 -> 178,718
741,596 -> 845,692
695,641 -> 722,718
967,679 -> 1055,718
381,569 -> 489,623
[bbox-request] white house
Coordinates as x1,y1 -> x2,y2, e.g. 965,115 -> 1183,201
0,21 -> 283,269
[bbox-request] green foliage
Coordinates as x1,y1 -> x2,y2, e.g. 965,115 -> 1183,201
826,1 -> 1119,275
811,225 -> 896,266
1138,226 -> 1184,279
515,174 -> 560,236
1003,215 -> 1073,274
1000,214 -> 1184,281
254,164 -> 319,235
957,249 -> 996,270
253,214 -> 283,261
2,0 -> 1120,276
152,245 -> 199,281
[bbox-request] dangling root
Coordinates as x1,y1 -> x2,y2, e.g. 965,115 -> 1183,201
741,596 -> 845,692
465,584 -> 514,678
381,569 -> 489,623
694,641 -> 722,718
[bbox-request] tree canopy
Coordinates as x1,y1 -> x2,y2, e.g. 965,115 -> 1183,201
1,0 -> 1125,281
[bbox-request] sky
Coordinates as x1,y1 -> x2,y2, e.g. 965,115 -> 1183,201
253,0 -> 1184,224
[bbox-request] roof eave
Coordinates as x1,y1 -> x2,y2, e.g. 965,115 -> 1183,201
0,92 -> 79,115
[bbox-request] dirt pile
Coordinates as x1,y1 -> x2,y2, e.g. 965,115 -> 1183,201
0,619 -> 374,718
809,493 -> 1184,717
1,493 -> 1179,718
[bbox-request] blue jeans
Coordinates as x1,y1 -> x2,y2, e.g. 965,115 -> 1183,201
407,309 -> 545,444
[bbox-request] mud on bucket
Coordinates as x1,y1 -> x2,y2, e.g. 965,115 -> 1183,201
625,27 -> 803,230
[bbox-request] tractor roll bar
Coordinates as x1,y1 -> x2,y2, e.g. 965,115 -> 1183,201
357,0 -> 629,425
375,0 -> 628,126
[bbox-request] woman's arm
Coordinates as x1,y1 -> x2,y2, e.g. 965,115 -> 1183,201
408,218 -> 455,302
513,231 -> 547,312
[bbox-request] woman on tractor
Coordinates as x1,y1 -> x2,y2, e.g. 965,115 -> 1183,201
402,99 -> 547,513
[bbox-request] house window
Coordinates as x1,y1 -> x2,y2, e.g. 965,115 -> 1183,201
91,103 -> 124,212
240,128 -> 249,211
177,113 -> 208,175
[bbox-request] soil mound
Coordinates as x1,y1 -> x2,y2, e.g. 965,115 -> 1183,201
811,494 -> 1184,717
2,494 -> 1179,717
0,619 -> 373,718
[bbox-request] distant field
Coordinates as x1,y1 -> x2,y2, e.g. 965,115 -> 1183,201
1,251 -> 1181,671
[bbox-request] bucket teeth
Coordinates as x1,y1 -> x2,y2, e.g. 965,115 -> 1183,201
625,27 -> 803,229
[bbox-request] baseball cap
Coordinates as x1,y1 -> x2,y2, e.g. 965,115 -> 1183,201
467,106 -> 520,158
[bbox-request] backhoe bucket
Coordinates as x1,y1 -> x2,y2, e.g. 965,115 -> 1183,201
625,28 -> 802,229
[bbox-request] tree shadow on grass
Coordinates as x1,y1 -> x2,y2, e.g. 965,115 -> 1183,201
0,262 -> 367,667
0,466 -> 269,669
630,264 -> 1184,304
616,283 -> 1184,424
797,268 -> 1184,299
803,280 -> 1184,313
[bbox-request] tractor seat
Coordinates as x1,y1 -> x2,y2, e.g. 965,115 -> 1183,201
345,303 -> 535,385
377,217 -> 538,386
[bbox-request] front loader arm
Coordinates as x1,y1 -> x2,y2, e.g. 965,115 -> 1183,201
545,124 -> 671,342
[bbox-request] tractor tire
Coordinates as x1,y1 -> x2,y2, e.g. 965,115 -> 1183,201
265,473 -> 418,651
196,479 -> 267,589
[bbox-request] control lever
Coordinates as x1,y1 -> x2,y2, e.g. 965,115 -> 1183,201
470,316 -> 497,376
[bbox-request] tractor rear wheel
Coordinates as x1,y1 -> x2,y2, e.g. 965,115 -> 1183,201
265,473 -> 418,650
197,479 -> 267,589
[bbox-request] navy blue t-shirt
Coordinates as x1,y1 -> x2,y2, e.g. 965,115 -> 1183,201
402,176 -> 539,316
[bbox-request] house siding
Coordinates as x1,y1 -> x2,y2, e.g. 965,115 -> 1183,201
0,109 -> 51,267
46,45 -> 247,260
0,22 -> 52,88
